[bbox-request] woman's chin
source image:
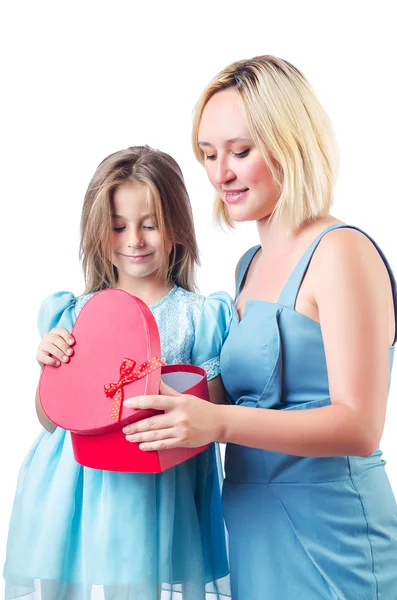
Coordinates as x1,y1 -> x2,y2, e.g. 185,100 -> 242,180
226,205 -> 273,223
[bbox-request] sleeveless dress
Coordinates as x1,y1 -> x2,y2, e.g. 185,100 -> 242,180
220,225 -> 397,600
3,285 -> 233,600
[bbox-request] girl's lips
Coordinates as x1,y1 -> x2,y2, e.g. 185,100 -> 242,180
119,253 -> 152,262
224,189 -> 248,204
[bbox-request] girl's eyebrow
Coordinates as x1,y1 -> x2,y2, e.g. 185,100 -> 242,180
111,213 -> 155,219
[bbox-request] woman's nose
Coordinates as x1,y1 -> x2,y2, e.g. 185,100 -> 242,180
213,156 -> 235,185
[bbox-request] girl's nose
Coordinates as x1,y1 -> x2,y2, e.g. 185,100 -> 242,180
127,231 -> 144,249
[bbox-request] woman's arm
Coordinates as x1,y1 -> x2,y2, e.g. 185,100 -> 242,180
123,230 -> 394,457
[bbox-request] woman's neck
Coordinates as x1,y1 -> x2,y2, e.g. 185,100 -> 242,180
256,216 -> 298,258
256,214 -> 338,259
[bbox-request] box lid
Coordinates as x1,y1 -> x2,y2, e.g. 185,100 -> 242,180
39,289 -> 163,434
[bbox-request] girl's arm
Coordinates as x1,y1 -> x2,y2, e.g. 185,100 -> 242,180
35,385 -> 56,432
123,229 -> 394,457
35,327 -> 75,433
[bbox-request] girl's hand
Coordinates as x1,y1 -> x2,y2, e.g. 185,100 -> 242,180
36,327 -> 75,369
122,380 -> 222,450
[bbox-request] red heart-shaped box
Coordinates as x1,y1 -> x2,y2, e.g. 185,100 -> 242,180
39,289 -> 210,472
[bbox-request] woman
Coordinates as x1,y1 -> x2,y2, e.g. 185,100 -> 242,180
122,56 -> 397,599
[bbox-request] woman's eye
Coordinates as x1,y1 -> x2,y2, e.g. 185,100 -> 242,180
143,225 -> 156,231
204,154 -> 216,161
112,226 -> 126,232
233,149 -> 250,158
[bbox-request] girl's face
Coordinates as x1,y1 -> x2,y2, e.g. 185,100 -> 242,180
197,87 -> 280,222
111,181 -> 169,285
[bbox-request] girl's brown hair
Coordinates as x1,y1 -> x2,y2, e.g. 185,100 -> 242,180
80,146 -> 199,293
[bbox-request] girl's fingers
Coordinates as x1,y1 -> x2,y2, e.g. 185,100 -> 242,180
36,351 -> 61,368
51,327 -> 75,345
38,341 -> 71,363
45,333 -> 74,356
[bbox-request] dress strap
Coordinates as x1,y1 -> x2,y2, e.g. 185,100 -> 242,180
235,245 -> 261,298
277,224 -> 397,344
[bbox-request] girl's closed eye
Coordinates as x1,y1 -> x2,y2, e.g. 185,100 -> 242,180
143,224 -> 156,231
204,154 -> 216,161
113,226 -> 126,233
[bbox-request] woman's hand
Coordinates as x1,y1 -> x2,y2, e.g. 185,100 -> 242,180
122,380 -> 222,450
36,327 -> 75,369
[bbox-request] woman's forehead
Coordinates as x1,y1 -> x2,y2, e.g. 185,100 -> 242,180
198,89 -> 251,144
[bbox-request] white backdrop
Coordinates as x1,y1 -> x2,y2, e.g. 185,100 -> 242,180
1,0 -> 396,589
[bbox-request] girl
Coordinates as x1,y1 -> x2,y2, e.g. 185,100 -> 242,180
3,146 -> 232,600
120,58 -> 397,599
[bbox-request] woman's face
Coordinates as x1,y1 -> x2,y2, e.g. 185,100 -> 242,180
197,87 -> 280,222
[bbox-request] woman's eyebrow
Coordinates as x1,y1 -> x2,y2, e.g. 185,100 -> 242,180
198,137 -> 251,146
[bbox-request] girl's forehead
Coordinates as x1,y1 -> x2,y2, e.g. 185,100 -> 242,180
112,182 -> 154,217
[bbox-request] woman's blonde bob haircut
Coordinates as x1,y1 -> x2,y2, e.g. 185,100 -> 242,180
80,146 -> 199,294
192,55 -> 339,231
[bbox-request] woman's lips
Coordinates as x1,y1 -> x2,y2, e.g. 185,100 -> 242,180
224,189 -> 248,204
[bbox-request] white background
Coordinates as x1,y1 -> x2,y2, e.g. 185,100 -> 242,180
1,0 -> 396,590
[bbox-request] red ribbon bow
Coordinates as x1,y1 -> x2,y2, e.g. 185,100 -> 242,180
104,357 -> 165,422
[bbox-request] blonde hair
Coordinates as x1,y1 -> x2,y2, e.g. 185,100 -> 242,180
80,146 -> 199,293
192,55 -> 339,231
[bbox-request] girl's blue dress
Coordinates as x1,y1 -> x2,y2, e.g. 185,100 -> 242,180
220,225 -> 397,599
4,285 -> 233,600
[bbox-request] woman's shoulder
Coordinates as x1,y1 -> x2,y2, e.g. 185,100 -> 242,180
310,222 -> 390,272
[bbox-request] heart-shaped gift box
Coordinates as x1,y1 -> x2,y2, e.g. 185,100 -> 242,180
39,289 -> 210,472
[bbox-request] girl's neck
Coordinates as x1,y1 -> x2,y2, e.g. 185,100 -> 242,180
114,277 -> 174,307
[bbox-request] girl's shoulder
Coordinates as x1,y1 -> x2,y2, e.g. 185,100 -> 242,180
38,290 -> 97,336
38,291 -> 78,336
172,287 -> 235,324
75,292 -> 96,317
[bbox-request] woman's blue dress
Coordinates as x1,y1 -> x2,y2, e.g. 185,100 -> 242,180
220,225 -> 397,599
3,285 -> 233,600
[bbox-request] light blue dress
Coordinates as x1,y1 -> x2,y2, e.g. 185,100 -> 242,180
220,225 -> 397,600
3,285 -> 233,600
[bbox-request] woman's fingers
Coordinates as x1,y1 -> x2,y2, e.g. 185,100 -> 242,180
123,393 -> 180,411
123,411 -> 175,435
159,379 -> 180,396
125,427 -> 178,444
